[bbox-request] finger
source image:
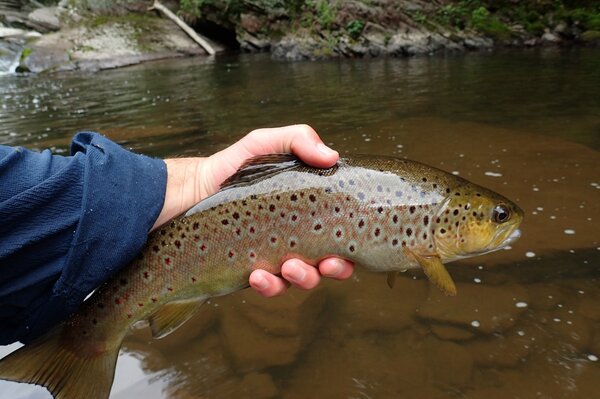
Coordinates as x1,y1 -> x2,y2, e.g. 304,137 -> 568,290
249,270 -> 289,297
281,259 -> 321,290
239,124 -> 339,168
318,257 -> 354,280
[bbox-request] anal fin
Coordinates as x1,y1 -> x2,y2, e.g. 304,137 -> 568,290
149,297 -> 206,339
410,252 -> 457,296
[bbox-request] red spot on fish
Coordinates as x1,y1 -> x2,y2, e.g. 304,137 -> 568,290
249,227 -> 256,234
228,250 -> 235,258
291,215 -> 298,222
143,271 -> 149,279
115,298 -> 122,305
164,257 -> 171,265
336,230 -> 342,238
250,251 -> 256,258
392,239 -> 399,246
314,224 -> 322,231
270,236 -> 277,243
200,244 -> 207,251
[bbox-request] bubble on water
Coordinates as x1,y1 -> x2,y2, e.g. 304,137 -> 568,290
477,265 -> 484,270
459,153 -> 465,158
471,320 -> 480,328
588,354 -> 598,362
579,290 -> 585,294
564,229 -> 575,235
515,302 -> 528,308
452,171 -> 460,176
473,278 -> 482,284
364,138 -> 371,142
532,211 -> 538,215
553,318 -> 561,322
536,207 -> 544,211
396,144 -> 403,149
484,171 -> 503,177
525,251 -> 536,258
533,187 -> 540,192
550,215 -> 557,220
518,330 -> 525,336
504,245 -> 512,250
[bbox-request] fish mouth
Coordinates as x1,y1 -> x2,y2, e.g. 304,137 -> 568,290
500,228 -> 521,248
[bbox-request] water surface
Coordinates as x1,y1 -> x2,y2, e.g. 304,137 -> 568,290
1,48 -> 599,399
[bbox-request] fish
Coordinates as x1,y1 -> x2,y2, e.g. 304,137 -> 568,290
0,154 -> 523,398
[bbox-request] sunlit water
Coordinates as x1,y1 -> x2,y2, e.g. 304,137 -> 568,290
0,48 -> 599,399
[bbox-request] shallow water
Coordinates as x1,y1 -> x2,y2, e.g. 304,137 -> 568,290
0,48 -> 599,399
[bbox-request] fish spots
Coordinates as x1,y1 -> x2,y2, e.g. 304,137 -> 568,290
151,297 -> 158,303
453,209 -> 459,216
357,218 -> 366,233
192,222 -> 200,230
221,219 -> 229,226
163,256 -> 173,270
348,240 -> 358,253
174,240 -> 182,250
372,224 -> 384,241
312,220 -> 324,234
152,245 -> 160,253
288,212 -> 300,225
309,194 -> 317,203
423,215 -> 429,226
392,214 -> 399,224
115,297 -> 122,305
332,226 -> 345,242
409,206 -> 416,214
248,225 -> 257,236
269,234 -> 279,248
227,249 -> 236,261
290,193 -> 298,202
247,249 -> 257,263
232,212 -> 240,220
269,204 -> 276,212
406,228 -> 413,237
288,236 -> 298,249
119,278 -> 128,286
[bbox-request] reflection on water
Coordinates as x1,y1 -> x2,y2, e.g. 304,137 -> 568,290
0,49 -> 599,398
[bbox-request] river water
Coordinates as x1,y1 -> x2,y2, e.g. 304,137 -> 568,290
0,48 -> 599,399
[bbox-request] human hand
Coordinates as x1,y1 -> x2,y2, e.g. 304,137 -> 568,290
153,125 -> 354,296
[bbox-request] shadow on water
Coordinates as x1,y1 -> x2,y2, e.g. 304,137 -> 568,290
0,48 -> 599,398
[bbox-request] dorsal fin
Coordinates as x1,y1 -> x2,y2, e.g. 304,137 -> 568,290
219,153 -> 302,190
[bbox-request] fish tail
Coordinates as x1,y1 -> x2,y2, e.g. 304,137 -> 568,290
0,325 -> 121,399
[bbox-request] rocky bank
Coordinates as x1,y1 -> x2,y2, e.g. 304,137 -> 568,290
1,0 -> 599,73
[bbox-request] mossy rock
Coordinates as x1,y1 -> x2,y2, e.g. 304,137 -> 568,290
581,30 -> 600,42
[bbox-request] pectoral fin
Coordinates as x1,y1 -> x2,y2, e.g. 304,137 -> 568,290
149,297 -> 207,339
386,272 -> 398,288
412,253 -> 457,296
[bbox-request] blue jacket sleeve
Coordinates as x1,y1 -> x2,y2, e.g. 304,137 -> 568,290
0,132 -> 167,344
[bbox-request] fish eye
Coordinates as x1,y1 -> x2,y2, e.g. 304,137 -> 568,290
492,204 -> 511,223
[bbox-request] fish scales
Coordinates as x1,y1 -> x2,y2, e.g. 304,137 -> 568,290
0,154 -> 523,399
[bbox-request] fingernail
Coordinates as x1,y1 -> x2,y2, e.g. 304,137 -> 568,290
327,260 -> 344,277
287,266 -> 307,282
316,142 -> 338,157
253,273 -> 269,290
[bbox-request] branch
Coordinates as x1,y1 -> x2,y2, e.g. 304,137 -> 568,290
148,0 -> 216,56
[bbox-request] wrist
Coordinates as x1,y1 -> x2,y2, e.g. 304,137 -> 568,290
151,157 -> 204,231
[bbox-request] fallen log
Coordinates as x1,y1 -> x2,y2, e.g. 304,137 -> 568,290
148,0 -> 216,56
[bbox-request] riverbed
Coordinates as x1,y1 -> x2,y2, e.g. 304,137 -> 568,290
1,48 -> 599,398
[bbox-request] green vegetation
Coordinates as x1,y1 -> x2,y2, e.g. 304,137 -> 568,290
19,47 -> 32,63
346,20 -> 364,40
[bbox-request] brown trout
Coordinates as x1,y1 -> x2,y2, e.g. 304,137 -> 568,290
0,154 -> 523,398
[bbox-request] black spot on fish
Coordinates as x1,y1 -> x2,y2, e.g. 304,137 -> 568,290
221,219 -> 229,225
314,224 -> 322,231
422,177 -> 427,182
424,216 -> 429,226
409,206 -> 416,214
232,212 -> 240,220
349,245 -> 355,252
453,209 -> 459,216
309,194 -> 316,202
440,228 -> 446,234
119,278 -> 128,286
377,206 -> 383,214
406,228 -> 413,237
291,194 -> 298,201
269,204 -> 276,212
393,215 -> 399,224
